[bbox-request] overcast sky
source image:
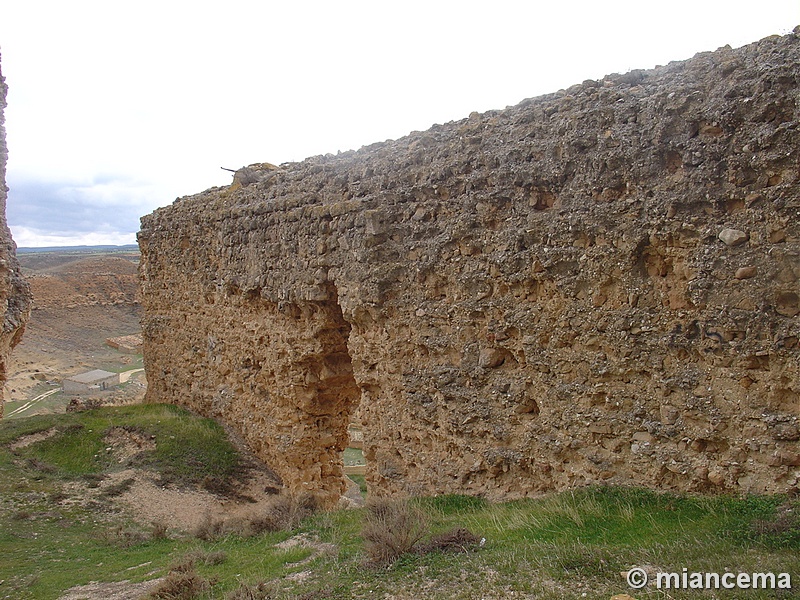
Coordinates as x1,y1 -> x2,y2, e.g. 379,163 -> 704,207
1,1 -> 797,247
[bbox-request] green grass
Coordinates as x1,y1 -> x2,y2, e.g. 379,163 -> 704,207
349,474 -> 368,495
342,447 -> 365,467
1,404 -> 240,484
1,405 -> 798,599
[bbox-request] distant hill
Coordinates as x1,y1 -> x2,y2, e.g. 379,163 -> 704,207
18,252 -> 140,308
17,244 -> 139,254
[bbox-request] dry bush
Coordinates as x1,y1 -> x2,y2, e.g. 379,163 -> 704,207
151,520 -> 169,540
168,555 -> 197,574
361,496 -> 429,567
192,513 -> 227,541
417,527 -> 482,554
246,492 -> 319,535
193,493 -> 318,540
100,524 -> 149,548
174,550 -> 227,569
226,580 -> 279,600
146,566 -> 212,599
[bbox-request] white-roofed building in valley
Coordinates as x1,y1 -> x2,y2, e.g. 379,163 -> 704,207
62,369 -> 120,395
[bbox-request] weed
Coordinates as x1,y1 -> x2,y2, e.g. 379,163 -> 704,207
361,497 -> 428,567
146,566 -> 212,599
100,524 -> 149,548
194,493 -> 319,540
751,500 -> 800,547
5,406 -> 800,599
192,513 -> 227,541
151,520 -> 170,540
226,580 -> 280,600
418,527 -> 482,554
175,550 -> 228,568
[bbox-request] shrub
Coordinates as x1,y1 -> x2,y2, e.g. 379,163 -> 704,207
361,497 -> 428,567
417,527 -> 482,554
192,513 -> 227,541
151,520 -> 170,540
100,525 -> 148,548
751,500 -> 800,547
193,493 -> 318,540
146,566 -> 212,599
226,580 -> 278,600
247,492 -> 319,535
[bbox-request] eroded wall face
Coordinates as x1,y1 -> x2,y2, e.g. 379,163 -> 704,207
0,55 -> 32,414
140,31 -> 800,503
141,262 -> 360,505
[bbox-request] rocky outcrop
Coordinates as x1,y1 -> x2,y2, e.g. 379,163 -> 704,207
0,55 -> 32,416
140,30 -> 800,505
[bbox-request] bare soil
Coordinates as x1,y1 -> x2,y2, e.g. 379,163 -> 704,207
55,414 -> 296,600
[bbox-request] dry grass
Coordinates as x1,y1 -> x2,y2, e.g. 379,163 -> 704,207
145,566 -> 212,600
146,553 -> 225,599
193,492 -> 319,540
245,492 -> 318,535
417,527 -> 482,554
225,580 -> 279,600
99,524 -> 149,548
151,520 -> 170,540
361,496 -> 429,567
98,477 -> 135,498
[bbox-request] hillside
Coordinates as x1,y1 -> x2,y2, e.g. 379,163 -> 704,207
18,251 -> 140,308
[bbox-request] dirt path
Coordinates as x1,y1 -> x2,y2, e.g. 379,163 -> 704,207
58,578 -> 166,600
5,388 -> 60,418
119,368 -> 144,383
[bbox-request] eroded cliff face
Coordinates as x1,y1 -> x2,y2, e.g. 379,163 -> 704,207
140,31 -> 800,505
0,55 -> 32,416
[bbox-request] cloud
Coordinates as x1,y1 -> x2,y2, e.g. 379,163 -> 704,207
10,225 -> 136,248
6,174 -> 162,247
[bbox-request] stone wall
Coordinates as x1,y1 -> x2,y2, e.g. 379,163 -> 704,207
0,54 -> 32,416
140,30 -> 800,505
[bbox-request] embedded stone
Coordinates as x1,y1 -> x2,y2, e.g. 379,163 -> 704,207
735,266 -> 758,279
719,228 -> 749,246
478,348 -> 506,368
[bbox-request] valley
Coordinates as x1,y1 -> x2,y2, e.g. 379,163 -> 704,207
4,247 -> 145,418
